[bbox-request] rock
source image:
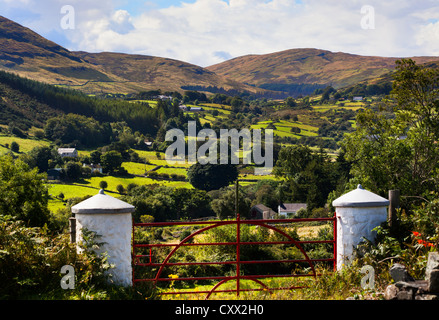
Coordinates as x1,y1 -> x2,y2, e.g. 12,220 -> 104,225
415,294 -> 439,300
396,289 -> 414,300
428,269 -> 439,293
394,280 -> 428,292
426,252 -> 439,274
389,263 -> 414,282
384,284 -> 398,300
426,252 -> 439,293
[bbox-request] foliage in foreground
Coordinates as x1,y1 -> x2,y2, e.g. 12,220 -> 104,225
0,215 -> 149,300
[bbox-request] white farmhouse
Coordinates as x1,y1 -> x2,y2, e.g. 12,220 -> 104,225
278,203 -> 307,217
58,148 -> 78,158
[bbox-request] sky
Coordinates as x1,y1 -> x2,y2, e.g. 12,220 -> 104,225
1,0 -> 439,67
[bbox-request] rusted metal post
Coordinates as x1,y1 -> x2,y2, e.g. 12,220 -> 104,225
333,212 -> 337,271
236,179 -> 240,296
236,213 -> 241,297
235,179 -> 241,297
235,179 -> 239,218
132,217 -> 135,285
388,190 -> 400,228
69,217 -> 76,243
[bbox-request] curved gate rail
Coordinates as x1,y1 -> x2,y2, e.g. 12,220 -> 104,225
132,214 -> 337,299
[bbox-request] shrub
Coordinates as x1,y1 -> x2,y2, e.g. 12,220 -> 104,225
0,216 -> 147,299
10,141 -> 19,153
99,180 -> 108,190
159,173 -> 169,179
116,184 -> 125,194
147,171 -> 158,178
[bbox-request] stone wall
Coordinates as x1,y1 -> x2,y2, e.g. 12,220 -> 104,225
385,252 -> 439,300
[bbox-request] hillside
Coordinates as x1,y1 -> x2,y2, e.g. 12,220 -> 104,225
4,15 -> 439,98
71,51 -> 260,94
0,16 -> 118,90
0,15 -> 260,95
207,48 -> 439,96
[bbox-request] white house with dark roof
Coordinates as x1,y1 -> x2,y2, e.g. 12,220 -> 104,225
58,148 -> 78,158
278,203 -> 307,217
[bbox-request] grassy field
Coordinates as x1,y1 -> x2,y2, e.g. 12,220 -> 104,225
47,174 -> 193,212
312,101 -> 365,112
122,161 -> 157,175
251,119 -> 319,139
0,135 -> 51,155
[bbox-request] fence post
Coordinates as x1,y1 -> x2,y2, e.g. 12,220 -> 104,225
388,190 -> 400,229
69,217 -> 76,243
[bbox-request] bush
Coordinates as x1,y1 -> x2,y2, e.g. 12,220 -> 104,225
353,199 -> 439,287
116,184 -> 125,194
0,216 -> 148,299
0,155 -> 50,227
159,173 -> 169,179
10,141 -> 19,153
99,180 -> 108,190
147,171 -> 158,178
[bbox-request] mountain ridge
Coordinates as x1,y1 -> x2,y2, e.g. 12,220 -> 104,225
2,15 -> 439,97
206,48 -> 439,95
0,15 -> 261,95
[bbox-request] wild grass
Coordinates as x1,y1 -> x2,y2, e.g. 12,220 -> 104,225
0,135 -> 50,154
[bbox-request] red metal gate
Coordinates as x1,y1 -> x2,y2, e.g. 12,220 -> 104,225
132,213 -> 336,299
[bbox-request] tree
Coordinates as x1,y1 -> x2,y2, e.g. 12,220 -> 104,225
44,114 -> 113,148
341,59 -> 439,198
101,150 -> 123,174
172,188 -> 213,219
90,150 -> 102,164
320,86 -> 335,103
285,97 -> 297,108
187,163 -> 238,191
64,161 -> 82,181
10,141 -> 19,153
211,187 -> 251,219
252,183 -> 279,211
21,146 -> 62,173
116,184 -> 125,194
0,154 -> 50,227
99,180 -> 108,190
273,145 -> 338,211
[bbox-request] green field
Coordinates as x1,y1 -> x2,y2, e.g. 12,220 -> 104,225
312,101 -> 365,112
251,119 -> 319,139
47,174 -> 193,212
0,135 -> 51,155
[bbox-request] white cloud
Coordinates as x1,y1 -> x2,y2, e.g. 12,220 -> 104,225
110,10 -> 134,34
2,0 -> 439,66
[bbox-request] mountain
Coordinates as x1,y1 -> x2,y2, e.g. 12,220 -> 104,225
0,15 -> 260,95
71,51 -> 258,94
0,16 -> 116,90
207,48 -> 439,96
2,15 -> 439,98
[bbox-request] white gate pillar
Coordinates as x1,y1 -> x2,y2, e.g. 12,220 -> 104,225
332,185 -> 389,270
71,189 -> 135,286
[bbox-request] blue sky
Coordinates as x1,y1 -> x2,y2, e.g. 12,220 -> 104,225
1,0 -> 439,67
